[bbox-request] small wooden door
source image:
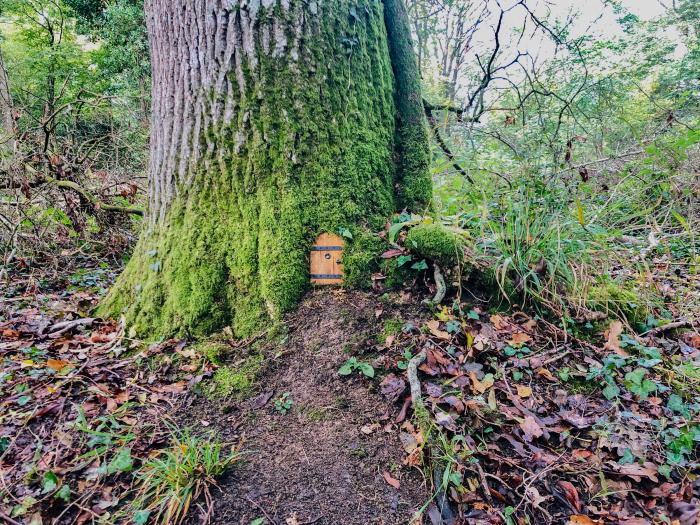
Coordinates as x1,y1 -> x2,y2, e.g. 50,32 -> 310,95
310,233 -> 344,285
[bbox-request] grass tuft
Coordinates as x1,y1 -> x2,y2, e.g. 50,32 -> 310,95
131,429 -> 242,525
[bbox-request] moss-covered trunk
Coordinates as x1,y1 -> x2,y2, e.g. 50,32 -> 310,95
101,0 -> 431,339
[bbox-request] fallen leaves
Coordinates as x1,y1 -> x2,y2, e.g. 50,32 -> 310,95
604,320 -> 628,356
382,471 -> 401,489
0,275 -> 197,523
519,415 -> 544,442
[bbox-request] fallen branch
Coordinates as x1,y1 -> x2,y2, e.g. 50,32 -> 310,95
406,348 -> 427,411
51,179 -> 144,216
642,319 -> 692,337
0,173 -> 144,216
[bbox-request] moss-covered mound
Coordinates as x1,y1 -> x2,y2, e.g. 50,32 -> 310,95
588,280 -> 650,327
405,223 -> 467,267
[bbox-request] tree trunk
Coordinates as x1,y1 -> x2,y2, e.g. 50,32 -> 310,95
0,46 -> 14,156
101,0 -> 431,339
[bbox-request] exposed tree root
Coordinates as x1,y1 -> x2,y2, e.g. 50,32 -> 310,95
432,264 -> 447,304
407,348 -> 455,522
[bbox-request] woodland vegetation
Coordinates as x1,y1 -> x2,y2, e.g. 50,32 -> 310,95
0,1 -> 698,525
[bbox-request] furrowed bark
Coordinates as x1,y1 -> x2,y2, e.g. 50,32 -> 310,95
0,46 -> 15,156
101,0 -> 431,339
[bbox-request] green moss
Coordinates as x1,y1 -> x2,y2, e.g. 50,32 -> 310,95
405,223 -> 467,267
194,341 -> 231,366
206,353 -> 263,401
588,280 -> 650,327
343,228 -> 386,289
383,0 -> 433,211
378,318 -> 403,343
300,405 -> 332,422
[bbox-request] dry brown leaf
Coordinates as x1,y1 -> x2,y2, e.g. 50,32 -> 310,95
509,332 -> 532,345
520,416 -> 543,442
603,320 -> 628,356
383,471 -> 401,489
567,516 -> 603,525
47,359 -> 72,371
536,367 -> 557,381
490,314 -> 509,330
516,385 -> 533,398
557,480 -> 581,512
426,320 -> 450,340
469,372 -> 494,394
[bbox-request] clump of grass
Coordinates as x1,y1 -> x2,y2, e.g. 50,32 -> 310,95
132,429 -> 242,525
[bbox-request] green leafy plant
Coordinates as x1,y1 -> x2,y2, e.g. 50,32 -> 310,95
274,392 -> 293,414
338,357 -> 375,378
397,350 -> 413,370
132,429 -> 241,525
624,368 -> 658,400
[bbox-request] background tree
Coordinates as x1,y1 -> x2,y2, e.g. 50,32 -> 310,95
99,0 -> 431,338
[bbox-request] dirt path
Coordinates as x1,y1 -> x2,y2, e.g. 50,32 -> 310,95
179,291 -> 425,525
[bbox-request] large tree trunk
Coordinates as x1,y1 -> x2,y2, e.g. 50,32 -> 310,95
101,0 -> 431,339
0,46 -> 14,156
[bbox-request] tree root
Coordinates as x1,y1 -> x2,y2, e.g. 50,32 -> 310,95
432,264 -> 447,304
407,348 -> 455,522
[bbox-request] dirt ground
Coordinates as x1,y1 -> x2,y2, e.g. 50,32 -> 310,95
179,290 -> 427,525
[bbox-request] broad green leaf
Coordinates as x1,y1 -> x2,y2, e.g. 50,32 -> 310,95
55,484 -> 71,502
358,363 -> 375,378
107,447 -> 133,474
42,471 -> 58,494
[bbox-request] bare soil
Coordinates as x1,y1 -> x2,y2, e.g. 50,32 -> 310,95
179,290 -> 427,525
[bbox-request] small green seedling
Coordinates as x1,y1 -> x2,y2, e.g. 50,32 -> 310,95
397,350 -> 413,370
338,357 -> 375,378
274,392 -> 293,414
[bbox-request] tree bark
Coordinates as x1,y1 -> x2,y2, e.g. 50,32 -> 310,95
101,0 -> 431,339
0,45 -> 14,156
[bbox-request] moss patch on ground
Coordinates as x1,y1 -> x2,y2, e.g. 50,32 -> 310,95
206,352 -> 264,401
588,279 -> 651,327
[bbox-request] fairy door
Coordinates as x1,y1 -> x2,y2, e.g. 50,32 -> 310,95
310,233 -> 344,285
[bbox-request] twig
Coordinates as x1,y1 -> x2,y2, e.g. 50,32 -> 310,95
246,497 -> 278,525
641,319 -> 692,337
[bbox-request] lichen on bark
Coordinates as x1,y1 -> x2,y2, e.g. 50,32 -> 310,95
100,0 -> 432,339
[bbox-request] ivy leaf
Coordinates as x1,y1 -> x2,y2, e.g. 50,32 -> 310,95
55,484 -> 71,502
602,381 -> 620,400
17,395 -> 32,406
667,394 -> 690,417
446,320 -> 461,334
467,309 -> 480,320
107,448 -> 133,474
619,448 -> 635,464
338,359 -> 356,376
338,227 -> 353,240
134,510 -> 151,525
396,255 -> 412,267
658,464 -> 672,478
411,260 -> 429,271
42,472 -> 59,494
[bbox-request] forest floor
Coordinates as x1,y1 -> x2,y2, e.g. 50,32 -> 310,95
0,253 -> 699,525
